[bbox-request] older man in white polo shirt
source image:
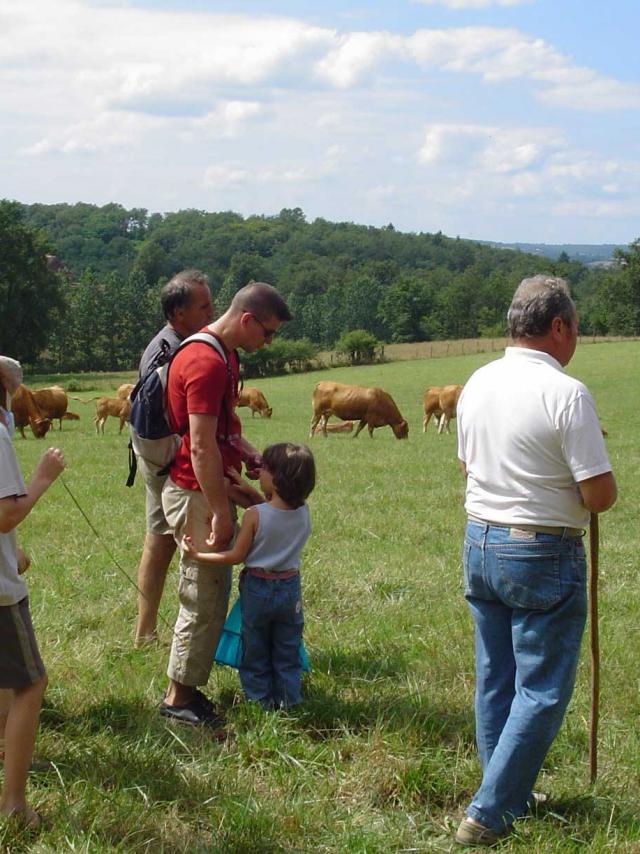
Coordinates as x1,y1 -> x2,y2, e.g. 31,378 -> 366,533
454,275 -> 617,847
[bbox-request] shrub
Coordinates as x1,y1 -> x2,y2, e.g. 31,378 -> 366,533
240,338 -> 320,378
334,329 -> 382,365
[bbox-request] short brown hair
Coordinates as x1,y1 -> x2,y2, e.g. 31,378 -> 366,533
262,443 -> 315,508
230,281 -> 292,323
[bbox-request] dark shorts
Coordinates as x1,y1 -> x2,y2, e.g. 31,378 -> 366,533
0,597 -> 46,688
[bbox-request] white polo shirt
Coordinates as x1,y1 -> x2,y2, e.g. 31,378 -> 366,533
0,422 -> 28,605
457,347 -> 611,529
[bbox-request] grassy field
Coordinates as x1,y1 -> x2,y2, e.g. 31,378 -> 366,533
4,341 -> 639,852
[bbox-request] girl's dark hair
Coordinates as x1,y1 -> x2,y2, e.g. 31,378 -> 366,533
262,443 -> 316,508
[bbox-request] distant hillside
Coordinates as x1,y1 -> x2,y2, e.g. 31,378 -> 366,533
482,241 -> 627,265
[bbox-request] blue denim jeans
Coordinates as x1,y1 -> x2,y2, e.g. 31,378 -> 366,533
239,571 -> 304,709
463,520 -> 587,834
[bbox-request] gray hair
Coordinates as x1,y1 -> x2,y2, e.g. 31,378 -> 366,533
507,275 -> 575,339
230,281 -> 292,323
160,269 -> 210,320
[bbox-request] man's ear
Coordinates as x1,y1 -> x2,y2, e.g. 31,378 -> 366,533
550,316 -> 564,339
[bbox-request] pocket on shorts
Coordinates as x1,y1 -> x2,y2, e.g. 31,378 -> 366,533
497,550 -> 562,610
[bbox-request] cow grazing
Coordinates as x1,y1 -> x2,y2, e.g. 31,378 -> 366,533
32,386 -> 79,430
11,385 -> 52,439
94,397 -> 131,434
312,419 -> 354,435
237,387 -> 273,418
310,382 -> 408,439
422,384 -> 463,435
116,383 -> 134,400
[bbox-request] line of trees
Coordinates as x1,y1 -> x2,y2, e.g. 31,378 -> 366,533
1,200 -> 638,374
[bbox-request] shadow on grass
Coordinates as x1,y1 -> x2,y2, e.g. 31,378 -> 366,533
536,793 -> 640,835
311,645 -> 409,680
36,697 -> 287,852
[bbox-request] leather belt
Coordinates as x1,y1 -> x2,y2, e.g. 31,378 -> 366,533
246,567 -> 299,580
468,516 -> 585,539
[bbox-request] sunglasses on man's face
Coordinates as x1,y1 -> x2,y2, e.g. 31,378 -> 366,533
250,314 -> 278,340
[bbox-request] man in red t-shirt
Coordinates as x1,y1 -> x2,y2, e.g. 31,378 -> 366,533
160,281 -> 291,727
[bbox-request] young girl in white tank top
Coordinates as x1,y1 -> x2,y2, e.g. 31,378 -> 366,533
183,442 -> 315,709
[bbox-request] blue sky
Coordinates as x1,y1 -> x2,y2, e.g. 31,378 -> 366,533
2,0 -> 639,243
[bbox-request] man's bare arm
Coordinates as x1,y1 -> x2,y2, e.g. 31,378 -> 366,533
578,471 -> 617,514
189,413 -> 233,547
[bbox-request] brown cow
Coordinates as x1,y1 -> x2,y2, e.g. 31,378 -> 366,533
310,382 -> 408,439
116,383 -> 135,400
94,397 -> 131,434
32,386 -> 80,430
422,384 -> 463,435
312,420 -> 354,435
238,387 -> 272,418
11,385 -> 52,439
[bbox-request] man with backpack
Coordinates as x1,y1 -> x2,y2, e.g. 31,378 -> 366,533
159,281 -> 291,727
133,270 -> 214,648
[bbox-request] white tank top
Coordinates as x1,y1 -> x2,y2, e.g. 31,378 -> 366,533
245,503 -> 311,571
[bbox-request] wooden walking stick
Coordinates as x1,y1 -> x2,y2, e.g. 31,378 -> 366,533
588,511 -> 599,784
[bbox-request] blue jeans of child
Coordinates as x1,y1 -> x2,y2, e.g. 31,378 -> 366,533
463,520 -> 587,835
239,571 -> 304,709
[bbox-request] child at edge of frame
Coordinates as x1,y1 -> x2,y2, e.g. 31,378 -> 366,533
183,442 -> 315,710
0,356 -> 66,830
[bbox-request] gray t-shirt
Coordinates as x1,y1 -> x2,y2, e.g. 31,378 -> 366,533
138,325 -> 183,378
245,503 -> 311,571
0,422 -> 28,605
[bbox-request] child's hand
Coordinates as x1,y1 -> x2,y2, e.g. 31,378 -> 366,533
16,547 -> 30,575
181,535 -> 199,559
34,447 -> 66,484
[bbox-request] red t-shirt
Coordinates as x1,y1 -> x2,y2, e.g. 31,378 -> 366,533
166,333 -> 243,491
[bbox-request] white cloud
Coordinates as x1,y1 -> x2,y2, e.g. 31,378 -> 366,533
189,102 -> 264,140
2,1 -> 639,241
203,164 -> 251,189
22,111 -> 167,155
417,123 -> 563,173
314,31 -> 403,88
203,151 -> 341,190
406,27 -> 640,109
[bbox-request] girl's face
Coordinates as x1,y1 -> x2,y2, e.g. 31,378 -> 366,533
259,464 -> 275,498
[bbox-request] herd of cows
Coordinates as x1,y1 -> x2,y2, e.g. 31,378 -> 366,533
11,379 -> 464,441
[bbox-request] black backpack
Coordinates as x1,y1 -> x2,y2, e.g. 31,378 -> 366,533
125,332 -> 228,487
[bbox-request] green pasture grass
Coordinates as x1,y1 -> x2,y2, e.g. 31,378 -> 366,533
4,341 -> 639,851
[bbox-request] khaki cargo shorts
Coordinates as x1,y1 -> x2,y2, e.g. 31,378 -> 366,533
136,454 -> 172,537
162,478 -> 235,687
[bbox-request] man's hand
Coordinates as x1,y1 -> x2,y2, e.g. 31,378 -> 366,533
244,453 -> 262,480
16,547 -> 30,575
33,448 -> 66,484
208,511 -> 234,551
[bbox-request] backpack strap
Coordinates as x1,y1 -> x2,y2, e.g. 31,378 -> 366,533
167,331 -> 236,442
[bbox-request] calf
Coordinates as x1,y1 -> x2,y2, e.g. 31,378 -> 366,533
116,383 -> 134,400
237,387 -> 272,418
94,397 -> 131,434
312,420 -> 354,435
422,384 -> 463,434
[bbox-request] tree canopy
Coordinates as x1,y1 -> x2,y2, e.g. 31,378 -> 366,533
0,201 -> 64,363
2,200 -> 635,372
